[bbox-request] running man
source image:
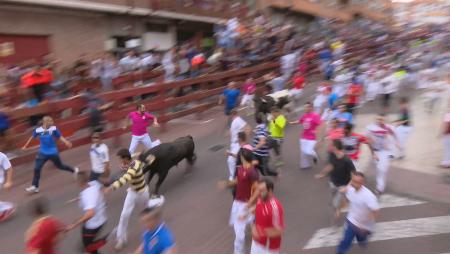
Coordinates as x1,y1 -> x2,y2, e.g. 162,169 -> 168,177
218,147 -> 259,254
103,148 -> 156,250
336,172 -> 379,254
133,207 -> 176,254
365,114 -> 398,195
66,172 -> 108,254
393,97 -> 412,159
346,82 -> 363,114
89,132 -> 110,183
227,109 -> 251,180
315,140 -> 356,222
124,104 -> 159,154
220,82 -> 241,116
25,197 -> 64,253
22,116 -> 78,194
0,151 -> 15,222
269,107 -> 287,166
291,102 -> 322,169
341,123 -> 372,171
248,178 -> 284,254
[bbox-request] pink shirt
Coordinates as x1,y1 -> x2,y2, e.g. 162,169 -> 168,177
242,82 -> 256,95
129,111 -> 155,136
299,112 -> 321,140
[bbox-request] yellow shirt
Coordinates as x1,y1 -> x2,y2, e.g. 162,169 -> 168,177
269,115 -> 287,138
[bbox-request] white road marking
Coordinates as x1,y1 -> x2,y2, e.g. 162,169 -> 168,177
341,194 -> 426,212
303,215 -> 450,249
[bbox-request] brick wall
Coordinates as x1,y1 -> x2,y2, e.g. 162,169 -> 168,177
0,7 -> 108,67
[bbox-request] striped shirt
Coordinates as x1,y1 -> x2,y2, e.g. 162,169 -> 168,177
112,160 -> 146,193
253,124 -> 270,157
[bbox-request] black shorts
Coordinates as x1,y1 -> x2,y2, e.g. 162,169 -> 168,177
82,224 -> 107,254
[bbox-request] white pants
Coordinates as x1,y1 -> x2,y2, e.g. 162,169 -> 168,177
299,139 -> 317,169
240,94 -> 254,107
442,135 -> 450,167
129,133 -> 154,154
227,143 -> 240,180
116,187 -> 149,242
250,240 -> 280,254
230,201 -> 253,254
395,125 -> 412,157
374,150 -> 390,192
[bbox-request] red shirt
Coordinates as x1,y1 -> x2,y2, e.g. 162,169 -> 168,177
327,128 -> 344,151
341,133 -> 368,160
293,76 -> 305,90
235,166 -> 259,202
25,216 -> 63,254
254,197 -> 284,250
347,84 -> 363,104
21,69 -> 53,88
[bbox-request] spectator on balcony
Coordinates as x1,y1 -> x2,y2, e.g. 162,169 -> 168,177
73,54 -> 90,80
21,64 -> 53,103
119,50 -> 140,73
176,49 -> 190,81
100,54 -> 121,91
162,47 -> 176,82
140,50 -> 156,71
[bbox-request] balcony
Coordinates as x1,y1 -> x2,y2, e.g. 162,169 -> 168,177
150,0 -> 237,19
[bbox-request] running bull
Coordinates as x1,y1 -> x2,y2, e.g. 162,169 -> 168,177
138,135 -> 196,196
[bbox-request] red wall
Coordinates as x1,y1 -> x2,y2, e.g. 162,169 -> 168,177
0,34 -> 50,65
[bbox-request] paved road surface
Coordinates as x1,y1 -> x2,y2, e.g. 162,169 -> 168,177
1,84 -> 450,254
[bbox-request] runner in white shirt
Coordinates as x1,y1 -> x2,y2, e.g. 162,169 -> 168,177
89,132 -> 110,183
227,109 -> 251,180
66,172 -> 108,254
336,172 -> 379,254
0,152 -> 15,222
365,114 -> 398,194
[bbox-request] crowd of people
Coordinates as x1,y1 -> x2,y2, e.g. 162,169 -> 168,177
0,10 -> 449,254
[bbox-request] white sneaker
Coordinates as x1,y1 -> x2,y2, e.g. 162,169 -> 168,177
25,186 -> 39,193
148,195 -> 165,208
114,240 -> 127,251
73,167 -> 80,180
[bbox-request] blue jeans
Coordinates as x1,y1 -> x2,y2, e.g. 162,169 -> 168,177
32,153 -> 74,187
336,220 -> 370,254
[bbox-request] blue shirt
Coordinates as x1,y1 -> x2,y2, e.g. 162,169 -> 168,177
32,126 -> 61,155
143,223 -> 175,254
223,89 -> 240,109
328,93 -> 339,108
0,112 -> 10,130
334,112 -> 353,127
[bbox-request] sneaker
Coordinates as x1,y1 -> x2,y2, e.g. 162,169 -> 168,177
25,186 -> 39,194
114,239 -> 127,251
148,195 -> 165,208
73,167 -> 80,180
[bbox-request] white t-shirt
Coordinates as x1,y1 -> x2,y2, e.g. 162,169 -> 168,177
366,124 -> 395,151
0,152 -> 11,185
346,186 -> 379,231
90,144 -> 109,173
230,116 -> 247,144
79,182 -> 107,229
